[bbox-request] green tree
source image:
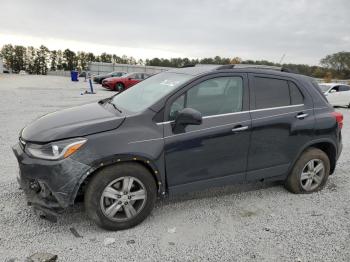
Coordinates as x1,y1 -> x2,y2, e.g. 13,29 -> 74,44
100,52 -> 112,63
12,45 -> 27,72
56,50 -> 64,70
26,46 -> 36,74
1,44 -> 15,72
77,51 -> 89,70
63,49 -> 76,70
320,52 -> 350,78
34,45 -> 49,75
50,50 -> 57,71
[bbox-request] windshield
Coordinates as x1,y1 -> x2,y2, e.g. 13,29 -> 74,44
319,84 -> 331,92
111,72 -> 192,112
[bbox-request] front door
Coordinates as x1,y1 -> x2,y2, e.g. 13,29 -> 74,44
163,74 -> 252,194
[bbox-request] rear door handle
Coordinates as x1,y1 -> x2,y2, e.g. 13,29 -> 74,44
232,126 -> 249,132
296,113 -> 308,119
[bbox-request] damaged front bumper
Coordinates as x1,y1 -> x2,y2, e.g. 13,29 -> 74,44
12,142 -> 91,214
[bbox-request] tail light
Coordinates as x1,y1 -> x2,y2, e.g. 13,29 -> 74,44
332,111 -> 343,129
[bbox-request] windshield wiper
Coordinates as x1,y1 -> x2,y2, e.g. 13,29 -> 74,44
108,101 -> 122,113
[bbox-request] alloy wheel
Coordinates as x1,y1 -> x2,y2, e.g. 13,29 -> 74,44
300,159 -> 325,191
100,176 -> 147,221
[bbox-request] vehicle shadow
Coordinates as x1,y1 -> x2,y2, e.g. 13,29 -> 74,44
158,180 -> 283,207
54,180 -> 283,229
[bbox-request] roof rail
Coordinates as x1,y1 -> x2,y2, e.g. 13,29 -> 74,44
215,64 -> 235,70
215,64 -> 293,73
235,64 -> 282,71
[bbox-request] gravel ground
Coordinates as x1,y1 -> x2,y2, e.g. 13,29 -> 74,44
0,74 -> 349,262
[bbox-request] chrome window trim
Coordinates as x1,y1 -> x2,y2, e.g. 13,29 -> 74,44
156,104 -> 305,125
133,104 -> 314,143
252,108 -> 313,121
250,104 -> 304,112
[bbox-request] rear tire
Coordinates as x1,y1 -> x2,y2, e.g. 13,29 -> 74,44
115,83 -> 125,92
84,163 -> 157,230
284,148 -> 330,194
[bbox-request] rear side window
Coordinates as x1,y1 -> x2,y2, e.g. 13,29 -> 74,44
253,77 -> 304,109
288,81 -> 303,105
253,77 -> 290,109
339,85 -> 350,92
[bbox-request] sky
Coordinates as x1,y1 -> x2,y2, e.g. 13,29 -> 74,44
0,0 -> 349,65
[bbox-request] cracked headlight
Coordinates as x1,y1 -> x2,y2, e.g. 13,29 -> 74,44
25,138 -> 87,160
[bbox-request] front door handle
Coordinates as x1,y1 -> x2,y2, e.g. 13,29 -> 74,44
232,126 -> 249,132
296,113 -> 308,119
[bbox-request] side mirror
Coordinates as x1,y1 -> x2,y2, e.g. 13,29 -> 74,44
128,77 -> 133,80
330,89 -> 337,93
172,108 -> 202,133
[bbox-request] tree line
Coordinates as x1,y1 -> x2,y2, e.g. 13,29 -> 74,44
1,44 -> 350,79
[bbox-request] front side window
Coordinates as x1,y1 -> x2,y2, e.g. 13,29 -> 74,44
169,77 -> 243,120
253,77 -> 304,109
331,86 -> 340,92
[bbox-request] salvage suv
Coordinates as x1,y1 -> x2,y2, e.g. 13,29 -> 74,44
13,64 -> 343,230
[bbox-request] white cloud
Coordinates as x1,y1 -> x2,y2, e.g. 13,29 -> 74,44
0,0 -> 349,65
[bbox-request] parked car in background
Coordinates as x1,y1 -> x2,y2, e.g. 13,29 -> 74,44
93,71 -> 126,84
102,72 -> 153,91
319,83 -> 350,108
13,64 -> 343,230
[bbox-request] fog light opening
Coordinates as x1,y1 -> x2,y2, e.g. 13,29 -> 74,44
29,180 -> 41,193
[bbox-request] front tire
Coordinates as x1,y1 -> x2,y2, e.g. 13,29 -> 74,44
285,148 -> 330,194
85,163 -> 157,230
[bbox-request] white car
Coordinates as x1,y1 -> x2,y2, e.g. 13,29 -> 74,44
319,83 -> 350,108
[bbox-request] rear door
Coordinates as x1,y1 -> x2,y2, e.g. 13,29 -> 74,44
163,73 -> 252,193
246,74 -> 315,181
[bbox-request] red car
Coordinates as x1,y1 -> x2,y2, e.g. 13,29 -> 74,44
102,72 -> 152,92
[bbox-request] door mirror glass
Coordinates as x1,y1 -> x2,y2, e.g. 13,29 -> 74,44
172,108 -> 202,133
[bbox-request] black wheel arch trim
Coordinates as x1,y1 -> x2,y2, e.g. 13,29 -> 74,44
70,154 -> 165,205
288,138 -> 338,176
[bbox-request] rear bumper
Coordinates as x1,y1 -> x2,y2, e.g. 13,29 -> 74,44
12,142 -> 91,212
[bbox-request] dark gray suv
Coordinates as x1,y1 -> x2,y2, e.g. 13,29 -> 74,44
13,64 -> 343,230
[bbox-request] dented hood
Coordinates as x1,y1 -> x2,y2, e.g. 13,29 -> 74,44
21,102 -> 125,143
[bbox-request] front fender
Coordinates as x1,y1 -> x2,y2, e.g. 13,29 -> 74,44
69,153 -> 166,205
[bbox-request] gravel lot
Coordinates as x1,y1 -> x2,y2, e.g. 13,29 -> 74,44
0,74 -> 349,261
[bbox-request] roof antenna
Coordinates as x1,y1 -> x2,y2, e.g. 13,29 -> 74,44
279,54 -> 286,65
